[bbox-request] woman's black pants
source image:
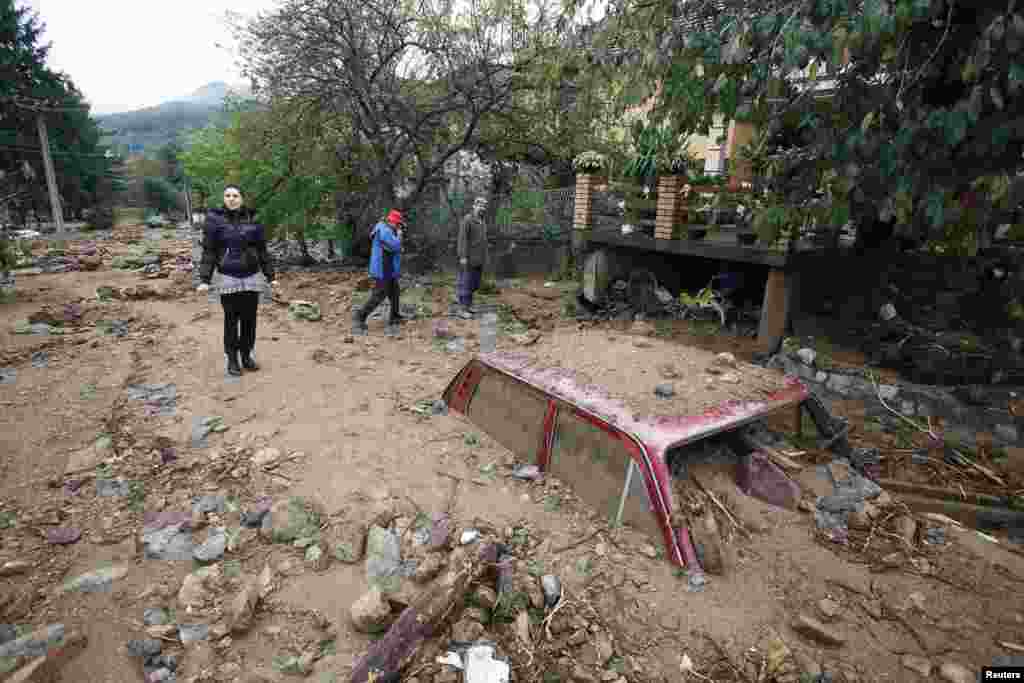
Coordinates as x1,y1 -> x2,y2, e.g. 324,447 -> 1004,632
221,291 -> 259,356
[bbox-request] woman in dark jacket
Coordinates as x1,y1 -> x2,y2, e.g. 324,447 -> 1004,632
196,185 -> 276,376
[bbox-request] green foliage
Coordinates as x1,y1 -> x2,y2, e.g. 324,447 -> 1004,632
572,0 -> 1024,247
142,177 -> 179,214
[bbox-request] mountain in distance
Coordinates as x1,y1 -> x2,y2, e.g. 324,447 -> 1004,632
97,81 -> 254,155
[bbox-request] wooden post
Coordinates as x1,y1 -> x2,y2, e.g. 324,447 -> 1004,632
757,267 -> 796,354
36,114 -> 64,233
656,175 -> 683,240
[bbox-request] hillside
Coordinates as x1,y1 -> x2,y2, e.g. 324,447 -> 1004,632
96,81 -> 253,155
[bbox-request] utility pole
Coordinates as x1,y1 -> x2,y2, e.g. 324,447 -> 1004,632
35,114 -> 64,233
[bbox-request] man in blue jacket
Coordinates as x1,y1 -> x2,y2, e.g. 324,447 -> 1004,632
352,209 -> 404,334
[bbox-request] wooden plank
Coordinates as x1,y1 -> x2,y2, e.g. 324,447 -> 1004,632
587,231 -> 790,267
757,268 -> 795,354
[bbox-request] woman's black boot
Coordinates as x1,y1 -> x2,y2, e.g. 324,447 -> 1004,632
226,353 -> 242,376
240,351 -> 259,371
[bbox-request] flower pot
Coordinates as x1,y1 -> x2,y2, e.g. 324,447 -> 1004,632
687,228 -> 708,240
737,232 -> 757,245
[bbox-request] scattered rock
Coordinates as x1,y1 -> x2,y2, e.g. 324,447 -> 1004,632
0,561 -> 31,577
474,586 -> 498,610
594,631 -> 614,665
938,661 -> 975,683
797,348 -> 817,366
241,497 -> 273,528
901,655 -> 933,677
894,516 -> 918,545
541,575 -> 562,607
654,383 -> 676,399
178,623 -> 209,646
511,464 -> 542,481
143,608 -> 169,626
260,497 -> 321,543
252,448 -> 281,468
227,579 -> 261,634
452,618 -> 485,643
192,528 -> 227,563
658,363 -> 680,379
141,521 -> 194,561
792,615 -> 845,646
192,494 -> 226,516
350,587 -> 392,633
178,565 -> 222,608
95,478 -> 131,497
57,565 -> 129,594
715,352 -> 738,368
0,624 -> 65,658
817,598 -> 841,620
460,529 -> 480,545
126,638 -> 162,658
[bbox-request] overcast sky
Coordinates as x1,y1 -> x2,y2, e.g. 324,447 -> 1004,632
22,0 -> 278,114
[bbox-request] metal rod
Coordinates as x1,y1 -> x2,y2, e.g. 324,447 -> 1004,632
615,459 -> 635,527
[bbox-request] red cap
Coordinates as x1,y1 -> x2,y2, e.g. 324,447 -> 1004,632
387,210 -> 404,225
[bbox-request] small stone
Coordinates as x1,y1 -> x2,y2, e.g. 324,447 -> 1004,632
474,586 -> 498,610
512,464 -> 542,481
451,618 -> 485,642
938,661 -> 975,683
797,348 -> 817,366
228,580 -> 261,634
464,607 -> 488,624
715,352 -> 738,368
146,625 -> 177,639
792,615 -> 845,646
178,565 -> 221,608
594,631 -> 614,664
894,516 -> 918,544
57,565 -> 129,594
658,363 -> 680,379
252,448 -> 281,468
459,529 -> 480,545
0,624 -> 65,658
881,552 -> 903,567
177,623 -> 209,646
817,598 -> 841,620
901,654 -> 933,677
350,587 -> 392,633
412,554 -> 446,583
143,608 -> 169,626
654,383 -> 675,399
46,527 -> 82,545
541,575 -> 562,607
193,528 -> 227,563
126,638 -> 162,658
0,561 -> 31,577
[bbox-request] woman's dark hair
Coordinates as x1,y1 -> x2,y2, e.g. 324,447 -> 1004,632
224,184 -> 244,197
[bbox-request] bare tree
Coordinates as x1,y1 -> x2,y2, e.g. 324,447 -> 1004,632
233,0 -> 555,254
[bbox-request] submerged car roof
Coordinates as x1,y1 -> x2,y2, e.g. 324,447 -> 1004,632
476,346 -> 808,454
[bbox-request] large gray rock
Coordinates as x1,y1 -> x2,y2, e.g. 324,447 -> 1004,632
350,587 -> 391,633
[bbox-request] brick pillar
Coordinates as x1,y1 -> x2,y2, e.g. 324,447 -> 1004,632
656,175 -> 683,240
573,173 -> 599,255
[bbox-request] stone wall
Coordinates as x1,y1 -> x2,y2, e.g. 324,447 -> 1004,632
770,349 -> 1024,449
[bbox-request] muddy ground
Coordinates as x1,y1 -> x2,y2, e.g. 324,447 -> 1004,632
0,235 -> 1022,683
